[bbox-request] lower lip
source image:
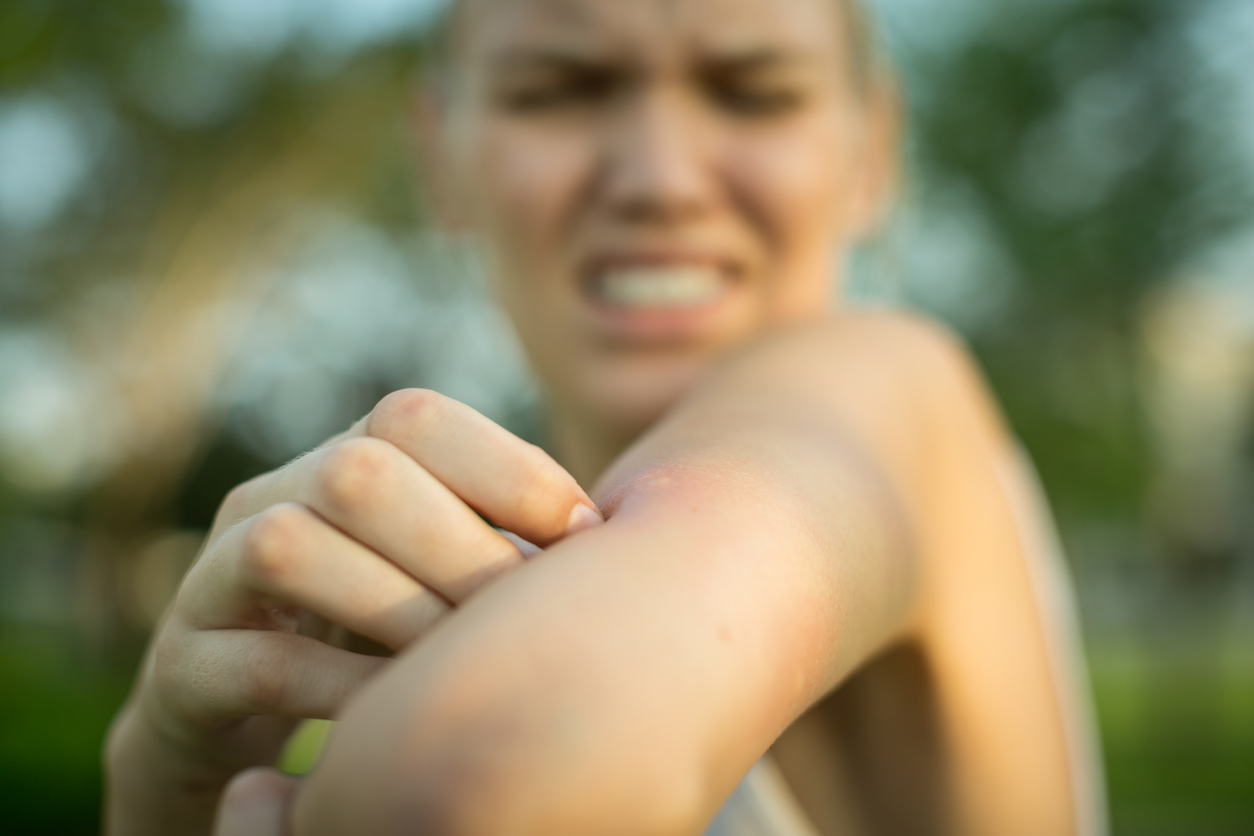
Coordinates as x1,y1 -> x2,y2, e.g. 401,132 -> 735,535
581,278 -> 741,344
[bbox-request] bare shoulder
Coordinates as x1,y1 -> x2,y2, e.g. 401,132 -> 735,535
778,309 -> 992,395
707,309 -> 1015,476
728,309 -> 990,399
835,310 -> 1009,441
744,307 -> 964,354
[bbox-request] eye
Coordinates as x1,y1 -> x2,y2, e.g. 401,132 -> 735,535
709,78 -> 806,117
495,68 -> 622,113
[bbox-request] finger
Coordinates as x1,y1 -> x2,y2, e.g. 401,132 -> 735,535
206,391 -> 601,572
214,768 -> 299,836
186,504 -> 449,650
203,442 -> 524,605
169,629 -> 389,722
367,389 -> 603,546
255,440 -> 527,602
201,414 -> 372,546
314,414 -> 368,450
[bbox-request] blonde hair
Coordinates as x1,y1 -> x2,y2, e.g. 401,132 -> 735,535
841,0 -> 886,95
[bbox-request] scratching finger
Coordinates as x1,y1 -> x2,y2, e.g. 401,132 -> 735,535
185,503 -> 449,650
367,389 -> 602,547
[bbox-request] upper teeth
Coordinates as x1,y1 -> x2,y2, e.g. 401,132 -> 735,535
596,267 -> 725,308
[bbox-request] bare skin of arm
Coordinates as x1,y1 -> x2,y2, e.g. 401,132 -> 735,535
282,311 -> 1088,836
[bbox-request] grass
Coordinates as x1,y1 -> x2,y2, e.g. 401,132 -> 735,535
1091,632 -> 1254,836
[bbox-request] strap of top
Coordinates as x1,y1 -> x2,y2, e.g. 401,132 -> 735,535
705,756 -> 821,836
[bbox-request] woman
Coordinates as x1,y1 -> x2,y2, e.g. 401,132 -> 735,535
104,0 -> 1106,833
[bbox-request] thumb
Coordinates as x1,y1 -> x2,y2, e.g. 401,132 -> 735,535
213,768 -> 301,836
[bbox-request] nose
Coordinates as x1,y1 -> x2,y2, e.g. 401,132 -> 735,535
599,89 -> 717,225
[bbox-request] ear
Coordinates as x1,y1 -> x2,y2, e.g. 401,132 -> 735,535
409,83 -> 471,232
846,77 -> 903,240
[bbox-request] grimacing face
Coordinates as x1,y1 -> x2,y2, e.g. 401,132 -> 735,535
426,0 -> 895,437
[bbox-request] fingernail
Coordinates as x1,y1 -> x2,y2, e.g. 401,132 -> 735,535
565,503 -> 604,536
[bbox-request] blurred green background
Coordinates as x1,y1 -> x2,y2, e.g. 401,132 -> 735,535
1,0 -> 1251,833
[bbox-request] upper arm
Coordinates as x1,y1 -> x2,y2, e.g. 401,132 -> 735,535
289,312 -> 1042,835
294,452 -> 915,834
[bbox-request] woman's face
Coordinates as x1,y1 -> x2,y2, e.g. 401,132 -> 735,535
434,0 -> 891,434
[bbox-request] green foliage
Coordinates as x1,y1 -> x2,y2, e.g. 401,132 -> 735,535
0,629 -> 133,836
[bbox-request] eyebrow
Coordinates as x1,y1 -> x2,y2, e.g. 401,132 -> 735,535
487,45 -> 820,75
489,48 -> 621,73
696,48 -> 818,73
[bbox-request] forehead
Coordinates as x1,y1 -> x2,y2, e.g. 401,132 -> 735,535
457,0 -> 846,64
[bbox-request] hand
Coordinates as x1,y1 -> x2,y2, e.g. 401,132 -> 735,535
105,389 -> 602,835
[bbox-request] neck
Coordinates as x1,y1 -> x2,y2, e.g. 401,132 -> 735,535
546,399 -> 642,494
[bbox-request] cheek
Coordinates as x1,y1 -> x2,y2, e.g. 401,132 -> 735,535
470,124 -> 597,276
461,122 -> 600,402
727,114 -> 861,263
722,113 -> 865,316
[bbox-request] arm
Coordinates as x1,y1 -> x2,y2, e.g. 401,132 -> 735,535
292,312 -> 1004,834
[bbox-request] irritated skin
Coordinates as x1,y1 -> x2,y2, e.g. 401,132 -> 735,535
289,313 -> 1084,836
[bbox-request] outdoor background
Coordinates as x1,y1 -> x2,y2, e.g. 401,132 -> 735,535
1,0 -> 1251,833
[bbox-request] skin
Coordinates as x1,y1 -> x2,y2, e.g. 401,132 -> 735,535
105,0 -> 1105,833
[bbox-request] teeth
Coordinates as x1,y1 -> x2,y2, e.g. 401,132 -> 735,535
596,267 -> 725,308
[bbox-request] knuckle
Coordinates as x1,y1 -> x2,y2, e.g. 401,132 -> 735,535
220,484 -> 250,519
240,638 -> 295,712
367,388 -> 448,442
315,437 -> 395,514
240,504 -> 309,585
217,475 -> 263,524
